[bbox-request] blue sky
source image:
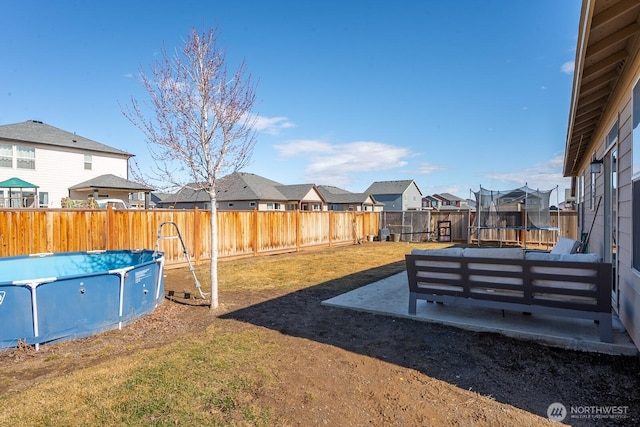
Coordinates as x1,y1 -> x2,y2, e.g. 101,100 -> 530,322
1,1 -> 581,203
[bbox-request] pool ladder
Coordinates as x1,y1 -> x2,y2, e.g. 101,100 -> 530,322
154,221 -> 208,299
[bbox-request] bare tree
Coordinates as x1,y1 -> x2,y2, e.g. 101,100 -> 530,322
123,28 -> 257,310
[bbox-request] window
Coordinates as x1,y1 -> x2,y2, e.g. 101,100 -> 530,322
0,144 -> 36,169
39,192 -> 49,208
633,79 -> 640,270
590,154 -> 597,210
250,202 -> 257,208
634,181 -> 640,271
84,154 -> 92,170
0,144 -> 11,168
16,146 -> 35,169
633,80 -> 640,179
606,120 -> 618,149
227,203 -> 234,207
312,203 -> 320,211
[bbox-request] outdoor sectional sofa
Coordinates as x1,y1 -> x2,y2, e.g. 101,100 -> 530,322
405,238 -> 613,342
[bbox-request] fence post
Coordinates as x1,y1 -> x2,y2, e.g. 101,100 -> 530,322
296,210 -> 301,251
193,207 -> 200,265
106,206 -> 115,250
253,208 -> 259,256
328,211 -> 333,247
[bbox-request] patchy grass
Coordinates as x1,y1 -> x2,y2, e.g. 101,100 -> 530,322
171,241 -> 451,295
0,329 -> 278,426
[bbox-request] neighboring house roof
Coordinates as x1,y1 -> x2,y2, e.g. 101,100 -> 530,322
69,174 -> 153,191
276,184 -> 320,201
365,180 -> 422,196
435,193 -> 465,202
151,192 -> 173,203
498,188 -> 542,203
164,172 -> 285,205
217,172 -> 287,202
563,1 -> 640,176
167,172 -> 327,205
0,120 -> 133,157
317,185 -> 353,195
161,186 -> 209,204
317,185 -> 381,205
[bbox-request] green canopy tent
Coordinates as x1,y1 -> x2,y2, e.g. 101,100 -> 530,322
0,177 -> 39,208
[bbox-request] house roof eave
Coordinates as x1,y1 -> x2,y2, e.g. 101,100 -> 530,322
564,0 -> 640,177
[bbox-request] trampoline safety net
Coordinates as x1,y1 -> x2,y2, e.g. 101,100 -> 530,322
473,185 -> 556,230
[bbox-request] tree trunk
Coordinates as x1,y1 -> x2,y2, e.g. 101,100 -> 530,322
209,198 -> 219,310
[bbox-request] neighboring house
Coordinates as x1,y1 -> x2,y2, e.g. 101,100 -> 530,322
141,192 -> 173,209
365,180 -> 423,211
562,0 -> 640,351
421,195 -> 440,210
422,193 -> 473,211
276,184 -> 325,211
494,188 -> 544,212
69,174 -> 154,208
466,198 -> 477,210
317,185 -> 384,212
432,193 -> 471,210
157,172 -> 328,211
0,120 -> 140,208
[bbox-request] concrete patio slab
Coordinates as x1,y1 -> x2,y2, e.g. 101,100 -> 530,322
322,272 -> 638,356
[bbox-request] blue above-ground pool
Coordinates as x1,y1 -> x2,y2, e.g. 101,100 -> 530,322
0,249 -> 165,350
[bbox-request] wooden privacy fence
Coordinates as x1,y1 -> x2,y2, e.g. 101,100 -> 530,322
0,208 -> 380,267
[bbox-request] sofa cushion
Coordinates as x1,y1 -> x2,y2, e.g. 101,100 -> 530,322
555,253 -> 601,263
525,252 -> 601,263
550,237 -> 582,254
410,247 -> 465,257
463,247 -> 524,259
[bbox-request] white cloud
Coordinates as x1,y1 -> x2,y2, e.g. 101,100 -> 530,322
252,115 -> 295,135
274,139 -> 335,157
274,139 -> 411,184
561,61 -> 575,75
415,162 -> 448,174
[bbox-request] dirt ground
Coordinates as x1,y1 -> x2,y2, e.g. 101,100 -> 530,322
2,263 -> 640,426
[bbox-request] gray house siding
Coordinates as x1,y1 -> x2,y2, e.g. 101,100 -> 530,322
584,83 -> 640,349
374,194 -> 403,211
219,200 -> 257,210
403,185 -> 422,210
614,89 -> 638,349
